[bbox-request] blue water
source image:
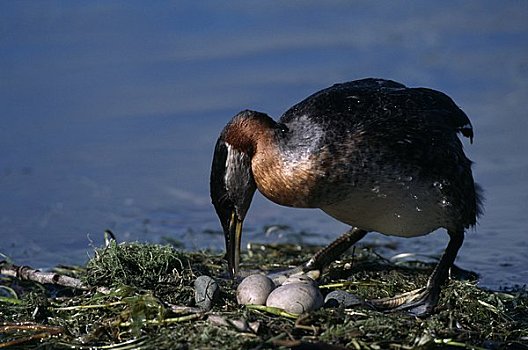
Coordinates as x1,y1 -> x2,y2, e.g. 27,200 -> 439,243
1,1 -> 527,289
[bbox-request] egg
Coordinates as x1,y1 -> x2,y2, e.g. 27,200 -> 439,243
236,274 -> 275,305
266,276 -> 323,314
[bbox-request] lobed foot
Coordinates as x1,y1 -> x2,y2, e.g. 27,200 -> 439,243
245,265 -> 441,317
368,287 -> 440,317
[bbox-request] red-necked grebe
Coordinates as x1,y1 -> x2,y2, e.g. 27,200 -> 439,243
210,78 -> 483,316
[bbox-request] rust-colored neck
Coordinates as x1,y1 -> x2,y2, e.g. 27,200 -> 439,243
222,110 -> 315,208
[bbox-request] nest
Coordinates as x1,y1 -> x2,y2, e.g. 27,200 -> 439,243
1,240 -> 527,349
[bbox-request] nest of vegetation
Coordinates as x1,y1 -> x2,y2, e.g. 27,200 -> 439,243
1,238 -> 527,349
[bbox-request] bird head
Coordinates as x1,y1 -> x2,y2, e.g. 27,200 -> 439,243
210,111 -> 270,277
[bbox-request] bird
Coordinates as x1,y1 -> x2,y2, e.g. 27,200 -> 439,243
210,78 -> 482,316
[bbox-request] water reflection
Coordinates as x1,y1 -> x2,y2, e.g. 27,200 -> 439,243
1,1 -> 527,289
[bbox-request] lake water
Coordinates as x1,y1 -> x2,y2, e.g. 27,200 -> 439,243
1,1 -> 527,290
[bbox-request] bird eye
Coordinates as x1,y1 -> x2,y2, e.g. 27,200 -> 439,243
277,123 -> 289,133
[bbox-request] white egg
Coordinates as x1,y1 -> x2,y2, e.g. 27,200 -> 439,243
266,281 -> 323,314
236,274 -> 275,305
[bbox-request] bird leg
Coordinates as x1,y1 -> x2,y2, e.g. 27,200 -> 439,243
266,227 -> 464,317
268,227 -> 368,285
304,227 -> 368,271
369,230 -> 464,316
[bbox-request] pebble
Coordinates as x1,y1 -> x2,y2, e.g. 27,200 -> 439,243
266,276 -> 323,314
194,275 -> 219,310
324,290 -> 364,308
236,274 -> 275,305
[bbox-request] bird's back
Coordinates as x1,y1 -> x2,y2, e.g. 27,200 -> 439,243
281,78 -> 473,142
277,78 -> 481,233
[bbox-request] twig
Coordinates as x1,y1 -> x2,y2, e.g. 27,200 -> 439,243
0,323 -> 63,349
166,303 -> 204,314
208,314 -> 260,333
0,323 -> 64,333
117,312 -> 204,327
1,261 -> 86,289
0,261 -> 109,294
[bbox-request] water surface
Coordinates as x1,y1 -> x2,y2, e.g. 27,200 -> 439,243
1,1 -> 527,289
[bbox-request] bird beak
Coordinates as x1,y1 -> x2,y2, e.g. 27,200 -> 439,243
225,210 -> 243,277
